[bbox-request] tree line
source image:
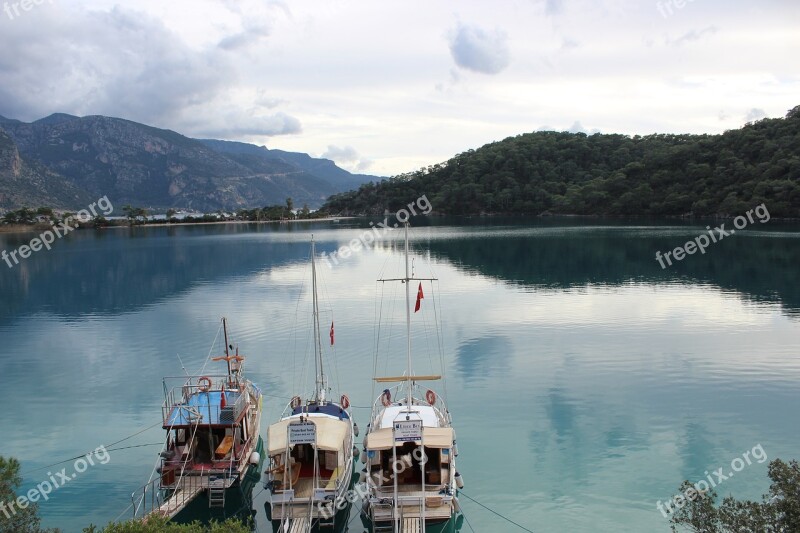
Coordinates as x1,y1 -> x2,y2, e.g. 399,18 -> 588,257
321,106 -> 800,218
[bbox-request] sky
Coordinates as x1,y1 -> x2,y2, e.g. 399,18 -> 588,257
0,0 -> 797,177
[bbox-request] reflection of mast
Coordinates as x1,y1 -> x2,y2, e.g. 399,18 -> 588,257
311,237 -> 326,403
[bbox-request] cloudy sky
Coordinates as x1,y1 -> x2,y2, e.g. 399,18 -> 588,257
0,0 -> 797,176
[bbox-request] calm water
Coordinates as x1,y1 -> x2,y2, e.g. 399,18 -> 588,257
1,218 -> 799,532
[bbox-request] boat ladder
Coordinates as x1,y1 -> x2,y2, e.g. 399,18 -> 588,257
208,478 -> 226,509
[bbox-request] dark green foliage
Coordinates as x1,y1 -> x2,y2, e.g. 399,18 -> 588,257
670,459 -> 800,532
322,106 -> 800,217
0,456 -> 59,533
84,516 -> 251,533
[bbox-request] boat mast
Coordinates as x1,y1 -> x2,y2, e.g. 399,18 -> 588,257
311,237 -> 326,402
404,223 -> 412,411
222,317 -> 232,376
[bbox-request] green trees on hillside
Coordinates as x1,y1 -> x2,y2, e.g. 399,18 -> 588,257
322,106 -> 800,217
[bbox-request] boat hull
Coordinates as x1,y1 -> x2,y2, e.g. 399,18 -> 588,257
359,507 -> 464,533
171,436 -> 264,526
266,460 -> 359,533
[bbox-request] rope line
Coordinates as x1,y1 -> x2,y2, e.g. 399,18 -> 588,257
460,491 -> 534,533
22,420 -> 164,475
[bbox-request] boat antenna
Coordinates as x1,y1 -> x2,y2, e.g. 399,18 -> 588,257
311,236 -> 326,402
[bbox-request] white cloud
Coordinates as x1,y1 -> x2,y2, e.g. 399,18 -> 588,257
448,23 -> 511,75
0,0 -> 796,176
744,108 -> 767,122
321,145 -> 373,173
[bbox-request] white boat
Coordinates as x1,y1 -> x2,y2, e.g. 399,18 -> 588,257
264,237 -> 358,532
361,224 -> 463,533
132,318 -> 264,521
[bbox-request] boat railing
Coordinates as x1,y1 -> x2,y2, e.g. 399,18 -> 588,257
369,382 -> 451,428
161,375 -> 250,427
131,467 -> 210,518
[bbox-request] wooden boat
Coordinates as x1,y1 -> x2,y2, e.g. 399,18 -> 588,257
131,318 -> 264,521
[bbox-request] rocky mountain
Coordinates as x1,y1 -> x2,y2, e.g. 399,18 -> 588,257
0,127 -> 94,210
0,114 -> 379,211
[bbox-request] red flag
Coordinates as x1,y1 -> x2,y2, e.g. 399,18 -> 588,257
329,321 -> 334,346
414,282 -> 424,313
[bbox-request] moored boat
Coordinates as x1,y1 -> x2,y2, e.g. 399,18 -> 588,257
264,237 -> 357,532
132,318 -> 264,521
361,223 -> 463,533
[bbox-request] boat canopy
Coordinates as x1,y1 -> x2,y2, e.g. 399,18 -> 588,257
366,426 -> 454,451
267,416 -> 350,455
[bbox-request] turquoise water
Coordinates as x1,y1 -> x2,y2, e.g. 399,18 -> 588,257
1,218 -> 799,532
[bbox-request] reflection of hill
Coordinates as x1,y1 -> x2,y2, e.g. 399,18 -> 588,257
425,226 -> 800,315
0,224 -> 343,324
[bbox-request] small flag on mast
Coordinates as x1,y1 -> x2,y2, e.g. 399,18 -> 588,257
330,321 -> 334,346
414,282 -> 424,312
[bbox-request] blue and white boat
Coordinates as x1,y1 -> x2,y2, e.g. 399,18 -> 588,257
264,238 -> 357,532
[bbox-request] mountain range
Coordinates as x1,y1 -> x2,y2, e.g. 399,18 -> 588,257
0,113 -> 379,212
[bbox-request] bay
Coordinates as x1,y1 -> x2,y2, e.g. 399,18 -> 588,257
1,218 -> 799,532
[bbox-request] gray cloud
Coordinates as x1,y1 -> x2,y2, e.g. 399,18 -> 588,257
666,26 -> 718,47
0,4 -> 300,139
322,145 -> 373,172
449,24 -> 511,75
544,0 -> 565,16
744,108 -> 767,122
191,111 -> 302,138
218,19 -> 272,51
566,121 -> 600,134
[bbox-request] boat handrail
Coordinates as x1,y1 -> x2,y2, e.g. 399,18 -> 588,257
161,379 -> 250,426
369,383 -> 451,428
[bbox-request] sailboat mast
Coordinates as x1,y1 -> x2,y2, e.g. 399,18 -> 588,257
222,317 -> 232,376
311,237 -> 326,402
404,224 -> 412,410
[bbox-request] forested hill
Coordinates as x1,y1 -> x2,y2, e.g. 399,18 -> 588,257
322,106 -> 800,218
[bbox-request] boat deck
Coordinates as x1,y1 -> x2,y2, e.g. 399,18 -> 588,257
154,479 -> 204,518
164,391 -> 241,426
370,489 -> 454,522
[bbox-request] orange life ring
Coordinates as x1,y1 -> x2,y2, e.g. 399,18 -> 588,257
426,389 -> 436,405
381,389 -> 392,407
198,376 -> 213,392
340,394 -> 350,409
290,396 -> 302,409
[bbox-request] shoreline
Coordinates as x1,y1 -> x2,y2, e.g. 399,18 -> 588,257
0,216 -> 354,235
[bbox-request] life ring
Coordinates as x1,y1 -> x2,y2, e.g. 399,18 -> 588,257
381,389 -> 392,407
290,396 -> 302,409
340,394 -> 350,409
426,389 -> 436,405
198,376 -> 213,392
